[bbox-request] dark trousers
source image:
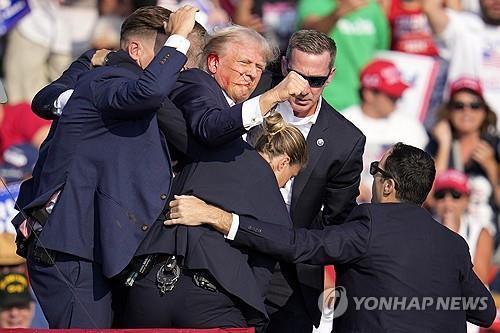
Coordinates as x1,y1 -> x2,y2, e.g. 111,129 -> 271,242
264,265 -> 313,333
27,243 -> 114,328
118,262 -> 248,329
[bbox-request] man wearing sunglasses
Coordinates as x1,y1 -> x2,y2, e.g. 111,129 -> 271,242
167,142 -> 496,332
241,29 -> 365,332
162,29 -> 365,332
343,59 -> 428,203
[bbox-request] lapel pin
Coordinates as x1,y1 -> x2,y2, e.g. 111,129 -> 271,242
316,138 -> 325,147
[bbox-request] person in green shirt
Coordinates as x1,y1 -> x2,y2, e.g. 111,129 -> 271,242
298,0 -> 390,111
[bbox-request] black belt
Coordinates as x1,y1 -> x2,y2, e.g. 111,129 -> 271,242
31,242 -> 57,266
123,254 -> 218,293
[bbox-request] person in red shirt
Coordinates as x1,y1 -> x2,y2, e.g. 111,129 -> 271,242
382,0 -> 461,55
0,103 -> 50,161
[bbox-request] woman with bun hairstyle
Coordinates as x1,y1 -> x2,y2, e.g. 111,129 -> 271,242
249,112 -> 308,187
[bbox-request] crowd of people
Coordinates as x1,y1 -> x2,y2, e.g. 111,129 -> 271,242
0,0 -> 499,332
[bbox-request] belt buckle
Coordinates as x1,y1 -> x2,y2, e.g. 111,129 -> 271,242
156,255 -> 180,295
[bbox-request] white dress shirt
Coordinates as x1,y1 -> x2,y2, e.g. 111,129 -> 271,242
276,99 -> 321,210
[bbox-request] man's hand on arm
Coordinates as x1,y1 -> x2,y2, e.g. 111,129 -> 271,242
164,195 -> 234,235
91,49 -> 112,67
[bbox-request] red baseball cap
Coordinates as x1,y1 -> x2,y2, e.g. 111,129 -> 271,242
434,169 -> 469,194
360,59 -> 409,99
449,77 -> 483,99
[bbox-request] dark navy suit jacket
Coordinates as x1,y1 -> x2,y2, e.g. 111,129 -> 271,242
21,48 -> 187,278
287,100 -> 365,325
18,50 -> 192,213
16,50 -> 96,209
233,203 -> 496,332
136,69 -> 292,319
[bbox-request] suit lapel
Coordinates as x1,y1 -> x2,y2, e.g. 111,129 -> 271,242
291,105 -> 329,212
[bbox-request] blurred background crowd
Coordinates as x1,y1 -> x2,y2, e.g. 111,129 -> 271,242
0,0 -> 499,330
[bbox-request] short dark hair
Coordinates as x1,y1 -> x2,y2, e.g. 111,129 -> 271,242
120,6 -> 172,47
185,22 -> 208,69
285,30 -> 337,66
384,142 -> 435,205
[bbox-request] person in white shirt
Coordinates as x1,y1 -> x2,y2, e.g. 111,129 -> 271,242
343,59 -> 428,202
423,0 -> 500,127
3,0 -> 99,104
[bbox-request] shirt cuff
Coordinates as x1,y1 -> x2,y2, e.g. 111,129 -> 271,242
224,213 -> 240,240
53,89 -> 74,116
241,95 -> 264,130
164,34 -> 191,55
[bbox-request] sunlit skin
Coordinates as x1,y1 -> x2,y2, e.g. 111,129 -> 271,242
282,49 -> 335,118
208,40 -> 266,103
371,148 -> 398,204
127,32 -> 169,70
275,162 -> 302,188
449,91 -> 487,136
261,153 -> 302,188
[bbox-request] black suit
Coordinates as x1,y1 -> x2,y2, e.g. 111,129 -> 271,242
16,49 -> 96,210
263,99 -> 365,331
233,203 -> 496,332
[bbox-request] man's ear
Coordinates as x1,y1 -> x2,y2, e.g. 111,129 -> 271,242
325,66 -> 336,86
127,40 -> 142,63
382,179 -> 396,197
207,53 -> 219,74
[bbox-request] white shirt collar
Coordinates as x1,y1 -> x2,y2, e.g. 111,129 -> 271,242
222,90 -> 235,107
277,97 -> 322,126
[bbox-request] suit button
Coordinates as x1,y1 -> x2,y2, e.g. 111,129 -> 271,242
141,224 -> 149,231
160,194 -> 167,200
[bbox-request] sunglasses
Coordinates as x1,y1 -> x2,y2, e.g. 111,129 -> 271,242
369,161 -> 398,184
450,101 -> 483,111
287,67 -> 329,88
434,189 -> 463,200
